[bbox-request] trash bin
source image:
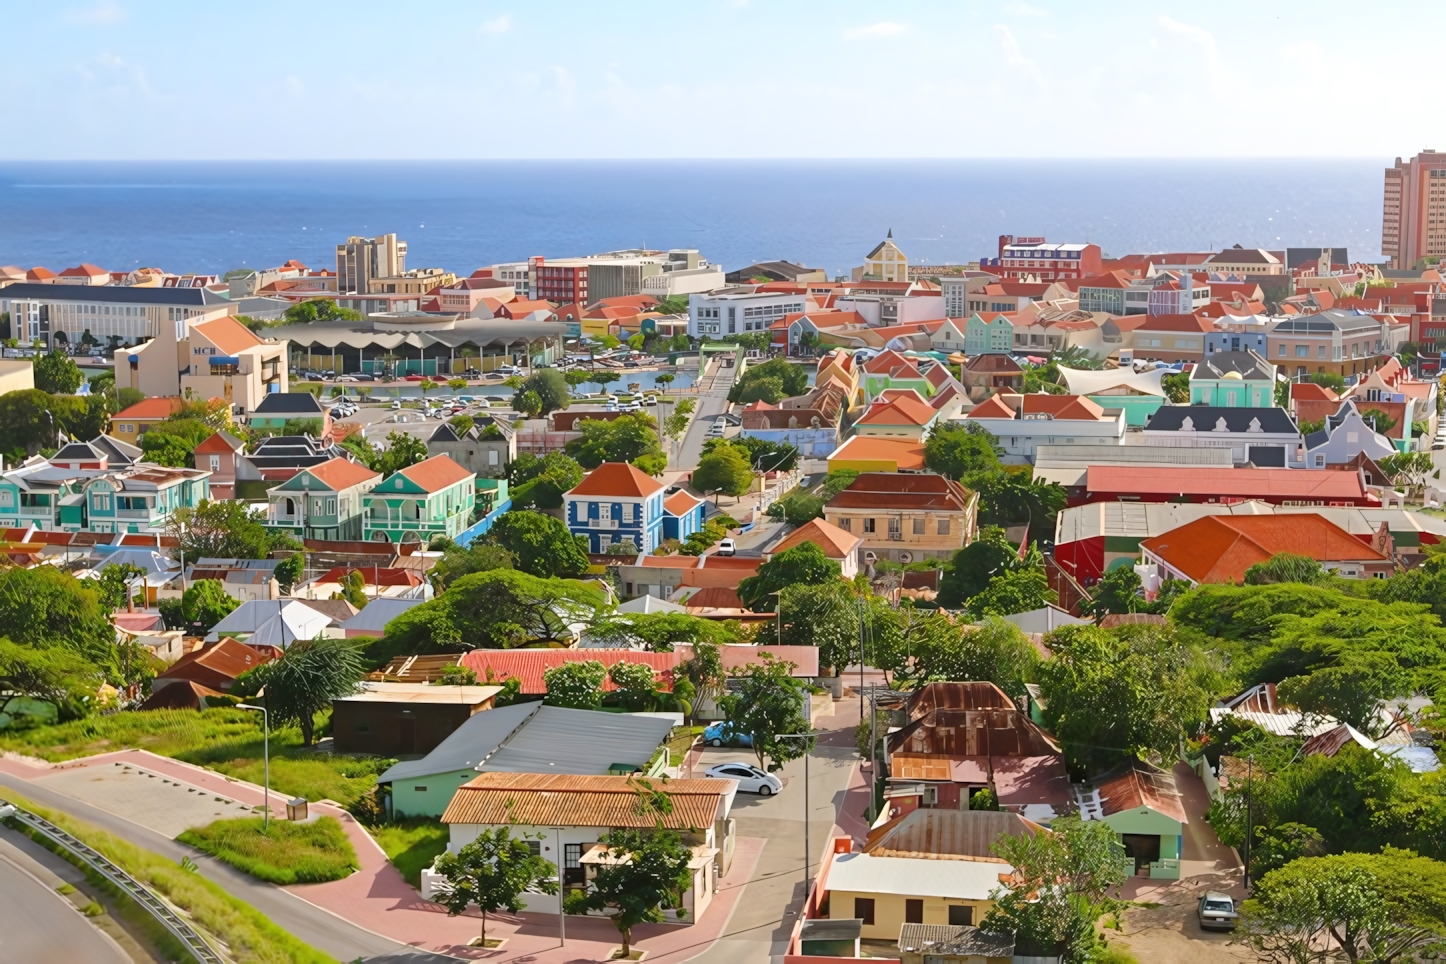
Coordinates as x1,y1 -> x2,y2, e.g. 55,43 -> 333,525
286,797 -> 308,821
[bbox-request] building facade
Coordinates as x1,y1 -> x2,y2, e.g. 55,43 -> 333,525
986,237 -> 1102,281
689,288 -> 808,338
1268,309 -> 1395,378
336,234 -> 407,295
363,455 -> 476,545
1188,351 -> 1277,407
823,473 -> 978,565
1382,151 -> 1446,269
563,462 -> 667,554
265,457 -> 382,542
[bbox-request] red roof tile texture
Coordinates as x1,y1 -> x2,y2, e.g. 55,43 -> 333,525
457,650 -> 675,694
568,462 -> 665,498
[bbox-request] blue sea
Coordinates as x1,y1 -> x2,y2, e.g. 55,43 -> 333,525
0,159 -> 1387,278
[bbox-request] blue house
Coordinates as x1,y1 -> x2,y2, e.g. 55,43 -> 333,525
563,462 -> 666,554
662,489 -> 706,543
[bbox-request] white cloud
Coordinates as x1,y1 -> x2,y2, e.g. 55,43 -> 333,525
479,14 -> 511,35
1003,2 -> 1048,17
992,23 -> 1043,86
844,22 -> 906,40
66,0 -> 126,25
1157,15 -> 1220,66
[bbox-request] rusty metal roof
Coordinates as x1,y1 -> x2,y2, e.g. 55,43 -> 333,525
888,707 -> 1061,758
864,808 -> 1043,862
904,682 -> 1017,721
441,772 -> 732,830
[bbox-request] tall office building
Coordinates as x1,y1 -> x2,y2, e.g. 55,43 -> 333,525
1382,151 -> 1446,269
335,234 -> 406,294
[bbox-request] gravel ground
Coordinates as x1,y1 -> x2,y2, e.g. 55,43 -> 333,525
1107,872 -> 1255,964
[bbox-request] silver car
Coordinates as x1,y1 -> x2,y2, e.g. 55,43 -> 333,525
1198,891 -> 1239,931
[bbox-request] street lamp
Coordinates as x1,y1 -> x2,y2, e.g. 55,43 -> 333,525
236,695 -> 270,830
768,590 -> 784,647
548,825 -> 567,947
776,733 -> 816,888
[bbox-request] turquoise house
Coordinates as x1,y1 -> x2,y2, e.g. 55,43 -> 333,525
363,454 -> 477,545
266,456 -> 382,542
1079,760 -> 1185,880
83,466 -> 212,535
964,312 -> 1014,355
1189,351 -> 1277,408
1085,394 -> 1166,427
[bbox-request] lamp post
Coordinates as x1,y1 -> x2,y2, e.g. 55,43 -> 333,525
548,825 -> 567,947
236,696 -> 270,830
775,733 -> 815,888
769,590 -> 784,647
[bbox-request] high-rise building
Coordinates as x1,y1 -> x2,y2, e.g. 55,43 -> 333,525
1382,151 -> 1446,269
335,234 -> 406,294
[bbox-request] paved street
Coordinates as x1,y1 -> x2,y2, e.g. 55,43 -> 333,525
0,851 -> 130,964
677,354 -> 739,471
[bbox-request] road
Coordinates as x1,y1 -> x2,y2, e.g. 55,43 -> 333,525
0,771 -> 454,964
676,354 -> 739,471
686,698 -> 862,964
0,850 -> 129,964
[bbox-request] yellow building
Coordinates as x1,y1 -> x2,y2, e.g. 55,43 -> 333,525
822,850 -> 1005,941
857,230 -> 909,283
823,472 -> 978,565
0,359 -> 35,395
367,268 -> 458,294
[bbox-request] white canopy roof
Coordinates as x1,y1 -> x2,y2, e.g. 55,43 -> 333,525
1058,365 -> 1167,398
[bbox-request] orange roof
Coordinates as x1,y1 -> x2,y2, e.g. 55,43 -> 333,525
397,454 -> 473,492
1136,312 -> 1214,332
304,457 -> 381,491
769,518 -> 862,560
442,772 -> 726,829
828,436 -> 926,470
639,554 -> 700,569
858,392 -> 937,427
316,566 -> 422,587
967,395 -> 1016,419
58,263 -> 107,277
114,396 -> 184,421
194,431 -> 244,454
1291,382 -> 1339,402
1086,465 -> 1373,503
568,462 -> 665,498
664,490 -> 704,516
458,650 -> 676,694
1142,513 -> 1389,585
684,587 -> 749,611
192,316 -> 263,355
1021,394 -> 1106,420
27,266 -> 56,280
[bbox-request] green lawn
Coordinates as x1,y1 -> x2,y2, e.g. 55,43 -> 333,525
666,725 -> 703,766
178,816 -> 358,885
372,819 -> 450,887
0,708 -> 395,808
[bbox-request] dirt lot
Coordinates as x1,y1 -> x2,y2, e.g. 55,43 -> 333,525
1107,872 -> 1255,964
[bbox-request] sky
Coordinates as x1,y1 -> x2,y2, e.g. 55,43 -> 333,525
2,0 -> 1442,160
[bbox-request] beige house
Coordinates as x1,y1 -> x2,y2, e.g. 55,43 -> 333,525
367,268 -> 458,294
824,473 -> 978,565
0,359 -> 35,395
120,316 -> 287,414
856,230 -> 909,283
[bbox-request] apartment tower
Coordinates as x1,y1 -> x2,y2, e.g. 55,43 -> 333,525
336,234 -> 407,294
1382,151 -> 1446,269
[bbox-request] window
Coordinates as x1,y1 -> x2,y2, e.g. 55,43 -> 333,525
414,786 -> 428,792
905,898 -> 924,924
488,450 -> 499,465
839,517 -> 851,531
1314,455 -> 1325,467
1295,345 -> 1309,357
948,905 -> 973,926
1278,345 -> 1287,357
208,455 -> 220,471
863,518 -> 875,533
913,518 -> 925,535
938,519 -> 950,536
853,898 -> 875,926
1317,345 -> 1326,359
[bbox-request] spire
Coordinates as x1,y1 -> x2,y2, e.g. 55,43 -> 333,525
887,228 -> 893,239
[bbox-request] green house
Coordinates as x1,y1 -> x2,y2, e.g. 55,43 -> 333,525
266,456 -> 381,542
363,454 -> 476,545
964,312 -> 1014,355
1079,760 -> 1185,880
1189,350 -> 1277,408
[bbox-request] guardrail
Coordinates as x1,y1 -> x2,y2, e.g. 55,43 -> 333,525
0,799 -> 227,964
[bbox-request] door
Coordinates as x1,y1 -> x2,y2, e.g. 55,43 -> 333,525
397,717 -> 415,754
1120,833 -> 1161,874
564,843 -> 585,886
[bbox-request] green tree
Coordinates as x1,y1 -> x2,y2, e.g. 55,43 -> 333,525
168,500 -> 278,560
691,442 -> 753,501
662,397 -> 695,451
0,638 -> 103,723
282,299 -> 360,324
380,570 -> 610,651
0,566 -> 117,669
965,565 -> 1054,619
587,612 -> 740,652
738,541 -> 842,611
542,659 -> 606,709
1310,371 -> 1347,392
1361,407 -> 1399,435
564,828 -> 695,957
907,616 -> 1038,705
435,665 -> 480,686
336,570 -> 369,610
1081,565 -> 1145,619
778,579 -> 859,674
433,827 -> 559,946
706,435 -> 799,473
924,421 -> 1002,479
513,369 -> 571,416
138,430 -> 194,467
487,510 -> 590,578
0,389 -> 91,457
432,541 -> 516,589
515,390 -> 544,418
180,579 -> 240,633
938,526 -> 1020,608
718,656 -> 812,771
1161,371 -> 1190,403
273,552 -> 304,595
608,660 -> 658,711
727,358 -> 808,404
677,641 -> 725,723
983,816 -> 1128,962
253,637 -> 366,746
33,349 -> 83,394
967,471 -> 1068,534
566,413 -> 666,472
1037,624 -> 1222,771
95,563 -> 147,611
766,489 -> 824,525
376,431 -> 429,476
508,452 -> 585,510
1380,450 -> 1438,499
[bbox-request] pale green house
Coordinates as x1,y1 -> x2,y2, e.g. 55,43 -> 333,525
363,454 -> 476,545
265,456 -> 381,542
1078,760 -> 1185,880
1189,350 -> 1277,408
964,312 -> 1014,355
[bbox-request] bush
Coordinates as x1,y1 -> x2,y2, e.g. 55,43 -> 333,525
372,818 -> 450,888
177,816 -> 358,885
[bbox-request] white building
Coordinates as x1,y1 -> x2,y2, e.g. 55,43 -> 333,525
962,393 -> 1127,463
689,287 -> 808,338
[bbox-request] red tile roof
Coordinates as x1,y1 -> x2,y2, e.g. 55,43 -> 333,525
457,650 -> 675,694
304,457 -> 382,492
1141,513 -> 1388,584
1091,760 -> 1187,823
191,316 -> 263,355
397,454 -> 473,492
768,518 -> 861,560
828,436 -> 927,470
857,393 -> 937,427
1291,382 -> 1339,402
114,397 -> 184,421
316,566 -> 423,587
1086,465 -> 1374,503
1136,312 -> 1214,332
568,462 -> 665,498
664,490 -> 704,516
158,638 -> 271,689
827,472 -> 975,512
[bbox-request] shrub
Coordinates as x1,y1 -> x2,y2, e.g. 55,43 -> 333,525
177,816 -> 358,885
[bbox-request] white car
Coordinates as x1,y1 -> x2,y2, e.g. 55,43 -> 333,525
705,762 -> 782,796
717,538 -> 736,556
391,400 -> 402,410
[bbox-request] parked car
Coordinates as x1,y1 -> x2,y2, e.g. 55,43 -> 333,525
1197,892 -> 1239,931
391,399 -> 402,410
717,538 -> 736,556
704,762 -> 781,796
703,722 -> 753,748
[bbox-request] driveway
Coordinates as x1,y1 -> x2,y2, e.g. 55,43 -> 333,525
1109,874 -> 1252,964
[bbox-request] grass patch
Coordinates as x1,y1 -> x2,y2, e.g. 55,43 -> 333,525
665,725 -> 703,765
0,786 -> 337,964
372,818 -> 449,888
177,816 -> 358,885
0,708 -> 395,808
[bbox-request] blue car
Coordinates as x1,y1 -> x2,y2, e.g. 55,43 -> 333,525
703,722 -> 753,747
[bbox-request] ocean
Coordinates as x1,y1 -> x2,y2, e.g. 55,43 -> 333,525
0,159 -> 1387,278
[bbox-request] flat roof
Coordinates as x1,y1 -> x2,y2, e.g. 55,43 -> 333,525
825,851 -> 1011,901
334,682 -> 502,705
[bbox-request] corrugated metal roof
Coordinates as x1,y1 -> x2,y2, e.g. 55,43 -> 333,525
480,705 -> 674,775
378,702 -> 541,783
888,708 -> 1060,757
864,808 -> 1041,862
441,772 -> 731,830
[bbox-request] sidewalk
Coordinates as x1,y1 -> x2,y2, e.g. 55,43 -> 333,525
0,748 -> 766,963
